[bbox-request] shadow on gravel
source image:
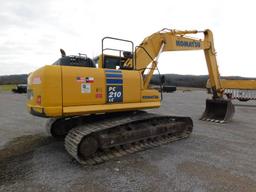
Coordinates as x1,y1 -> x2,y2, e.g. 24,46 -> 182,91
0,134 -> 54,160
0,134 -> 56,186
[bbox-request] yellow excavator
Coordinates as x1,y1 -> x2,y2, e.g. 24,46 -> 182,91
206,79 -> 256,102
27,28 -> 234,165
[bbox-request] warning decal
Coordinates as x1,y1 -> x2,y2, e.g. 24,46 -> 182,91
81,83 -> 91,93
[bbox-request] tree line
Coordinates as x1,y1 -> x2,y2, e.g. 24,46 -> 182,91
0,73 -> 254,88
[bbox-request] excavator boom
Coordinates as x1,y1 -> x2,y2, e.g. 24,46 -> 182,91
124,29 -> 223,95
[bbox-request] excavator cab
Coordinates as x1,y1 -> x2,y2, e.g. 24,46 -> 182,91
96,37 -> 134,70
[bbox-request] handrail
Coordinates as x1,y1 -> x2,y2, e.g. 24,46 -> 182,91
102,37 -> 134,69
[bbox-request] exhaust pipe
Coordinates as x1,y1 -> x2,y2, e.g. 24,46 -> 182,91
200,99 -> 235,123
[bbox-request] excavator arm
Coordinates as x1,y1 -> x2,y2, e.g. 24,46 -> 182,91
123,28 -> 234,122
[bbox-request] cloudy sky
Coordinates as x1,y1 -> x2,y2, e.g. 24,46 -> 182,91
0,0 -> 255,77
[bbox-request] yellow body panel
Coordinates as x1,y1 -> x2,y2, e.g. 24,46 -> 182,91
27,65 -> 62,116
141,89 -> 160,102
61,66 -> 142,106
122,70 -> 142,103
27,65 -> 160,117
62,66 -> 106,106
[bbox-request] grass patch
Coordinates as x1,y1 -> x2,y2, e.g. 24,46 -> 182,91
0,84 -> 16,92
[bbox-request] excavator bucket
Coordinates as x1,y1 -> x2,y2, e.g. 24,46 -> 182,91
200,99 -> 235,123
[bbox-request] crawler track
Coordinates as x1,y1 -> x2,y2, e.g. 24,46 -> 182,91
64,111 -> 193,165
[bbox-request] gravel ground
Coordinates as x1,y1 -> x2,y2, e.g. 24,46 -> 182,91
0,90 -> 256,192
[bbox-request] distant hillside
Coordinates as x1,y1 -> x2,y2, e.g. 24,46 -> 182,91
0,74 -> 28,85
151,74 -> 256,88
0,73 -> 255,88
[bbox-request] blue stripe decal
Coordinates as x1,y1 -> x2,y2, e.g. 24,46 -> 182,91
106,73 -> 123,78
106,79 -> 123,84
105,69 -> 122,73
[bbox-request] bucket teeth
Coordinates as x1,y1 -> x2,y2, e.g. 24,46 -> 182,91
200,99 -> 235,123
